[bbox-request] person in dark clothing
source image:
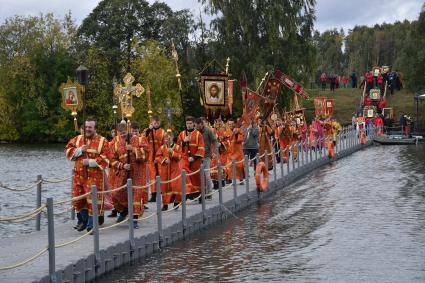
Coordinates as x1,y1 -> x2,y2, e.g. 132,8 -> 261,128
329,74 -> 336,92
242,120 -> 259,168
350,71 -> 357,88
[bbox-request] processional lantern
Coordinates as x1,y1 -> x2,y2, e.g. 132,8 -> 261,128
76,65 -> 89,86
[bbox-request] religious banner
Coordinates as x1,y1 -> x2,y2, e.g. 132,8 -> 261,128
280,74 -> 310,100
199,59 -> 232,122
369,88 -> 381,100
243,89 -> 262,122
59,78 -> 83,131
324,99 -> 335,117
314,96 -> 327,117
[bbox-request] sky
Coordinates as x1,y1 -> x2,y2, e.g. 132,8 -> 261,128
0,0 -> 423,32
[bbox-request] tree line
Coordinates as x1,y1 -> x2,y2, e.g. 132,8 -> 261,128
0,0 -> 423,142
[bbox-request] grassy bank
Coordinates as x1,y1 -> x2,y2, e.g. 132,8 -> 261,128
301,88 -> 416,125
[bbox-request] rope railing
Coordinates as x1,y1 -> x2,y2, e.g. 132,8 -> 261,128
42,177 -> 72,184
0,180 -> 42,192
0,246 -> 48,271
55,231 -> 92,249
0,205 -> 46,222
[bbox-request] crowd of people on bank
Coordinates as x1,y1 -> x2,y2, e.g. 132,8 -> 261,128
65,114 -> 343,232
318,70 -> 403,94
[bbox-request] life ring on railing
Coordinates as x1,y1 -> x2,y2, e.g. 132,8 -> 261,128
255,162 -> 268,192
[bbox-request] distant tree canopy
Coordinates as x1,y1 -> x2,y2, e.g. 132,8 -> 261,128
0,1 -> 423,142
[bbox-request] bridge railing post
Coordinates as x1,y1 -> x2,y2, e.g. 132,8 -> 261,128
297,142 -> 301,169
273,148 -> 277,182
245,155 -> 250,196
90,185 -> 100,262
291,145 -> 295,172
286,145 -> 290,174
70,170 -> 75,221
264,150 -> 269,189
156,176 -> 163,247
181,170 -> 187,235
218,163 -> 224,220
232,159 -> 237,208
200,165 -> 206,225
127,178 -> 134,249
46,197 -> 56,283
279,149 -> 284,177
36,174 -> 42,231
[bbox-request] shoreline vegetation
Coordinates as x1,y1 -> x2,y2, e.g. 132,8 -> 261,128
0,1 -> 424,143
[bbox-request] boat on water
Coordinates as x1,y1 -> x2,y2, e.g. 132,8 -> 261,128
374,134 -> 417,145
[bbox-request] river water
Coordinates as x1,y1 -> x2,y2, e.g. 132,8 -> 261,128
101,144 -> 425,283
1,144 -> 425,282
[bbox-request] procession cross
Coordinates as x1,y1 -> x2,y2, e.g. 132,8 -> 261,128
158,96 -> 182,139
114,73 -> 145,121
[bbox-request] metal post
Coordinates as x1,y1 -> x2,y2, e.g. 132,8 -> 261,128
200,165 -> 206,224
232,159 -> 237,207
155,176 -> 163,247
47,197 -> 56,283
279,149 -> 284,177
297,142 -> 301,168
90,185 -> 100,261
218,163 -> 223,218
181,170 -> 187,234
286,145 -> 290,174
217,162 -> 223,203
273,148 -> 277,182
70,169 -> 75,221
309,143 -> 313,164
291,145 -> 295,172
300,142 -> 304,167
36,175 -> 42,231
127,178 -> 134,248
245,155 -> 250,195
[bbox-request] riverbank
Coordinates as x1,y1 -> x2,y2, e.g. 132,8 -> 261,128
0,128 -> 371,283
303,88 -> 416,125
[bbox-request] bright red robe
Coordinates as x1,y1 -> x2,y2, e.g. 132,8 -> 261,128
65,134 -> 110,216
155,143 -> 183,204
177,129 -> 205,195
109,135 -> 148,216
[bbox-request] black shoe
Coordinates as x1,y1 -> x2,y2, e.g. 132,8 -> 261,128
133,221 -> 139,229
206,195 -> 212,200
149,192 -> 157,202
87,227 -> 92,233
239,181 -> 244,185
98,216 -> 104,226
116,210 -> 128,223
173,203 -> 180,209
144,205 -> 149,210
75,222 -> 84,231
77,222 -> 87,232
161,205 -> 168,211
73,221 -> 82,229
198,198 -> 203,204
107,209 -> 117,218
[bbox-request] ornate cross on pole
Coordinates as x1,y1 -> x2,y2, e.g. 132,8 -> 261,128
158,96 -> 182,139
113,73 -> 144,122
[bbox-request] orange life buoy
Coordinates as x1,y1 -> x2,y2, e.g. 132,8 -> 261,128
255,162 -> 268,192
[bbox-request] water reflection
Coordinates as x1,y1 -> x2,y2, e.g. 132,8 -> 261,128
101,144 -> 425,282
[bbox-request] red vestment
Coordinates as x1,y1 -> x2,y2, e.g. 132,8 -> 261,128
259,125 -> 273,169
143,127 -> 165,193
275,125 -> 291,162
155,143 -> 183,204
177,129 -> 205,195
228,128 -> 245,180
65,134 -> 110,216
373,116 -> 384,136
109,135 -> 148,216
211,126 -> 231,180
